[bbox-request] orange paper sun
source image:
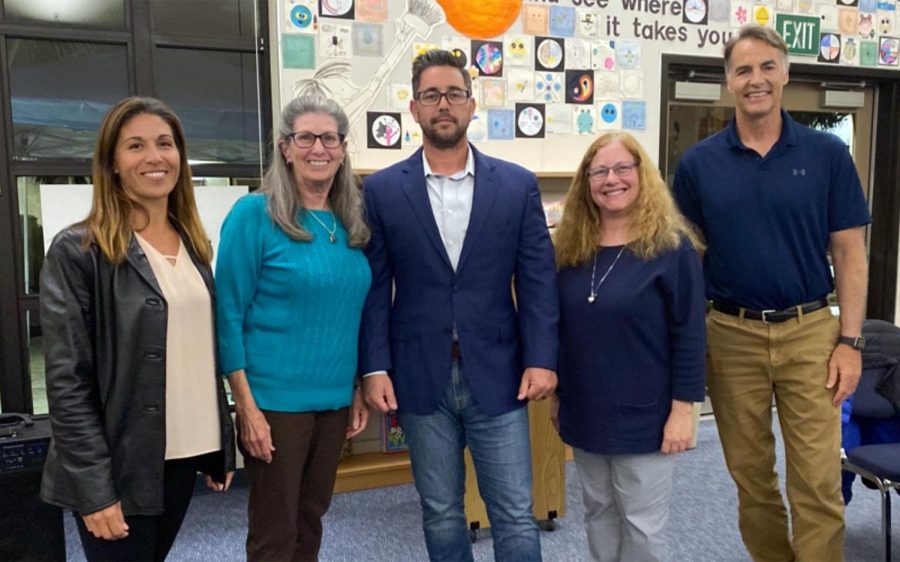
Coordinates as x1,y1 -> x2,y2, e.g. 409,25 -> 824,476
436,0 -> 523,40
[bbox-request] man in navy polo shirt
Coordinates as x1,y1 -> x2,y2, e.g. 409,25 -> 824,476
674,25 -> 870,562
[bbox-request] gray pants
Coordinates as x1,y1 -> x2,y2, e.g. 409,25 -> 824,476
573,448 -> 674,562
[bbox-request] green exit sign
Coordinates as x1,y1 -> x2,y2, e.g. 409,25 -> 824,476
776,15 -> 821,56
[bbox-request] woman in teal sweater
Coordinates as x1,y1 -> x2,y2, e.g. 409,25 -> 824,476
216,95 -> 371,561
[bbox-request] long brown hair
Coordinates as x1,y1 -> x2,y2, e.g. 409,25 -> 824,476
83,96 -> 212,264
554,132 -> 704,269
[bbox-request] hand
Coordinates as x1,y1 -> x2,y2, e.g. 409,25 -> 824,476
82,501 -> 129,540
235,403 -> 275,463
548,394 -> 560,433
363,374 -> 398,413
517,367 -> 558,401
346,386 -> 370,439
205,471 -> 234,492
661,400 -> 694,454
827,342 -> 862,406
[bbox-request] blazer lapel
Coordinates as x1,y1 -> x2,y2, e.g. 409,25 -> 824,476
457,147 -> 498,274
399,150 -> 453,269
125,235 -> 165,299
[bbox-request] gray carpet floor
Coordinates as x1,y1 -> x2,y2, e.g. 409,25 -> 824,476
64,418 -> 898,561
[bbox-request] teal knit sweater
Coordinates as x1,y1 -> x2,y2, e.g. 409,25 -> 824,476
216,193 -> 371,412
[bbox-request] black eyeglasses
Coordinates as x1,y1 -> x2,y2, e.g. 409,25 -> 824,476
286,131 -> 345,149
415,89 -> 470,106
586,162 -> 638,182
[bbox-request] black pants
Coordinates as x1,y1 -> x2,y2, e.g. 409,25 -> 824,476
75,454 -> 203,562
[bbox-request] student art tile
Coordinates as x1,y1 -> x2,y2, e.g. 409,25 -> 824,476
443,36 -> 470,67
508,68 -> 536,101
285,0 -> 315,33
479,78 -> 506,108
842,34 -> 861,62
468,110 -> 488,142
565,70 -> 595,104
683,0 -> 710,24
535,37 -> 566,71
535,71 -> 564,103
709,0 -> 732,21
777,0 -> 795,11
878,11 -> 896,33
515,103 -> 546,139
576,9 -> 603,38
878,0 -> 897,9
620,70 -> 644,99
839,8 -> 860,33
545,104 -> 573,135
798,0 -> 816,13
367,112 -> 402,149
595,71 -> 620,99
282,33 -> 316,69
819,31 -> 843,61
319,22 -> 352,58
753,3 -> 775,26
732,1 -> 752,26
616,40 -> 640,69
549,6 -> 577,37
621,101 -> 646,130
574,106 -> 595,135
838,0 -> 859,7
566,38 -> 593,69
390,83 -> 413,110
522,4 -> 550,35
860,13 -> 877,37
487,109 -> 515,140
860,0 -> 878,11
592,41 -> 617,71
818,4 -> 839,29
401,113 -> 422,145
472,40 -> 504,77
353,23 -> 383,57
504,35 -> 533,67
356,0 -> 387,22
319,0 -> 354,19
596,101 -> 622,130
879,35 -> 900,64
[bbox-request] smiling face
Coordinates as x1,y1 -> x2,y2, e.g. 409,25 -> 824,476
281,112 -> 346,191
588,140 -> 640,220
114,113 -> 180,207
726,38 -> 789,122
410,65 -> 475,150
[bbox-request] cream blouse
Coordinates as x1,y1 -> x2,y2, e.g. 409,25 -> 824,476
136,233 -> 220,460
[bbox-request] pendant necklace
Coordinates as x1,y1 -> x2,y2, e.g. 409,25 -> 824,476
308,209 -> 338,243
588,246 -> 625,304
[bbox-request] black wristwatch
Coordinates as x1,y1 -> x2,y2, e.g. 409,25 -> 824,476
838,335 -> 866,350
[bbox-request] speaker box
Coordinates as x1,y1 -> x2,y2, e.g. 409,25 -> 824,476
0,415 -> 65,561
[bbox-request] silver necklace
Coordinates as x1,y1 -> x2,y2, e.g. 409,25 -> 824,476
308,209 -> 337,243
588,246 -> 625,304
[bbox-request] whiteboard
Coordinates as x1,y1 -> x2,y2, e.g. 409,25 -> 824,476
40,184 -> 248,268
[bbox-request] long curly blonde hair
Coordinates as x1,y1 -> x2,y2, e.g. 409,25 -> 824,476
554,132 -> 704,269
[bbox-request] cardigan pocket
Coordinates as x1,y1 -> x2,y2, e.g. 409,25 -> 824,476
615,399 -> 659,441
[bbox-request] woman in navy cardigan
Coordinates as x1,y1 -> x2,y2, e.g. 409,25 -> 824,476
552,132 -> 706,562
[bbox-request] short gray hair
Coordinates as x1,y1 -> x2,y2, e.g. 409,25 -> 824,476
259,95 -> 369,247
724,24 -> 790,73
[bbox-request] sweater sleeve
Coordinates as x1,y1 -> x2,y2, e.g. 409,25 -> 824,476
664,239 -> 707,403
215,195 -> 267,375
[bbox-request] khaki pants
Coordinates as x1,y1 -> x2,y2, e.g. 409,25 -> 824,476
706,307 -> 843,562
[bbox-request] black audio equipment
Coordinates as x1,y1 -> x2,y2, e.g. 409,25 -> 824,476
0,414 -> 65,561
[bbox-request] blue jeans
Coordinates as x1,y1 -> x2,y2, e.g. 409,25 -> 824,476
398,359 -> 541,562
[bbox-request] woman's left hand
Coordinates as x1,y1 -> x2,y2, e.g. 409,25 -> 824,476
346,386 -> 369,439
205,471 -> 234,492
661,400 -> 695,454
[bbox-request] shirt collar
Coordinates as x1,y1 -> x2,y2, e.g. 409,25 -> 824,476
422,144 -> 475,180
725,109 -> 799,151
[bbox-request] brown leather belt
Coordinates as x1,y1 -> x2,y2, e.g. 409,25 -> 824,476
711,298 -> 829,324
451,341 -> 461,359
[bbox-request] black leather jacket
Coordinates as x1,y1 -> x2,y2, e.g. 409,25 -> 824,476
39,225 -> 236,516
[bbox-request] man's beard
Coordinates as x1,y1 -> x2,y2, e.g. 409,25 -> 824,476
422,117 -> 468,149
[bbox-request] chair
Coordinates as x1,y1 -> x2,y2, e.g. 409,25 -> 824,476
841,319 -> 900,562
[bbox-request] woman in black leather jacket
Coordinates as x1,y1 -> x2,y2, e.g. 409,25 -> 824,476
39,97 -> 235,561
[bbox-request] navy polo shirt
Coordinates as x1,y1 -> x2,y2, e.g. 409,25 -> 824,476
673,110 -> 871,311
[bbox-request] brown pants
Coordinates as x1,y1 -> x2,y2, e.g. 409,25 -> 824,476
244,408 -> 348,562
707,306 -> 844,562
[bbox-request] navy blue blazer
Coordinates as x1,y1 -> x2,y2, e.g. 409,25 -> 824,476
359,146 -> 559,416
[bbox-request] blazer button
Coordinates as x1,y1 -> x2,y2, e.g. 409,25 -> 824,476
145,297 -> 161,306
144,351 -> 162,360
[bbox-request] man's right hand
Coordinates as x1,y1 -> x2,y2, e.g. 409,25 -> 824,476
82,501 -> 129,540
363,374 -> 398,413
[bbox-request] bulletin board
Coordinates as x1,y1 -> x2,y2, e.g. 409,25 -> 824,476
275,0 -> 899,173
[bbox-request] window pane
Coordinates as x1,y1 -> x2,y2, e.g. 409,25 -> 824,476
5,0 -> 124,27
26,310 -> 48,415
155,48 -> 261,166
151,0 -> 255,37
18,176 -> 91,295
8,39 -> 129,160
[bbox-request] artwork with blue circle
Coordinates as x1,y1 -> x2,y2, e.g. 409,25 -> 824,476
290,5 -> 313,29
487,109 -> 515,140
622,101 -> 646,130
353,23 -> 383,57
599,103 -> 618,124
549,6 -> 576,37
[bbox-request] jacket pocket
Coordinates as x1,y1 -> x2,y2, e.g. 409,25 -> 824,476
615,399 -> 660,441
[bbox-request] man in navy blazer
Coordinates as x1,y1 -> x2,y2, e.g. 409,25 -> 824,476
360,50 -> 559,562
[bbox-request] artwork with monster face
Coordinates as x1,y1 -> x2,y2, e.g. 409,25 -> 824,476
859,14 -> 875,38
